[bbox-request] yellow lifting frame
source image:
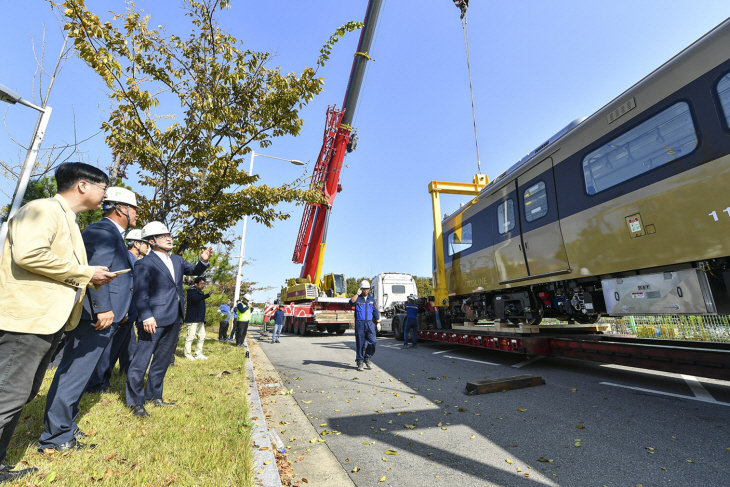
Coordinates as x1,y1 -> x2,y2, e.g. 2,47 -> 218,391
429,173 -> 488,305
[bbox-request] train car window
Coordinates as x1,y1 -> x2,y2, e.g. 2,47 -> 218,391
447,223 -> 472,256
497,200 -> 515,234
523,181 -> 548,222
582,102 -> 697,194
718,74 -> 730,129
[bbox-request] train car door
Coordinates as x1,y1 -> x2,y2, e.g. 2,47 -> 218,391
493,184 -> 529,283
517,157 -> 570,277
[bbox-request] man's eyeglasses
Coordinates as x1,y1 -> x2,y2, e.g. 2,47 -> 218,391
83,181 -> 108,193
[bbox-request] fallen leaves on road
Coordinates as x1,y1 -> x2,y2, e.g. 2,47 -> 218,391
537,457 -> 553,463
505,459 -> 513,464
404,424 -> 416,430
379,476 -> 386,482
385,450 -> 398,455
352,467 -> 360,472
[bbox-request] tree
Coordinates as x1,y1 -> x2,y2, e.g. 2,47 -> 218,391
55,0 -> 362,254
415,276 -> 433,298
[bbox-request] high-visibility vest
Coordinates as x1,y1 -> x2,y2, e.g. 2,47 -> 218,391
236,305 -> 251,321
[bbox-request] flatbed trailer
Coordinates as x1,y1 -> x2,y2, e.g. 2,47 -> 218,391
414,326 -> 730,381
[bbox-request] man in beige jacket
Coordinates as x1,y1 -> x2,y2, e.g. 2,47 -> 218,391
0,163 -> 117,483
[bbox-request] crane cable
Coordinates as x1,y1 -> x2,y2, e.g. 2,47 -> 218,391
460,10 -> 482,175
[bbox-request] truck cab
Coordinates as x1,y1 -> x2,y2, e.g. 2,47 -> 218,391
371,273 -> 418,334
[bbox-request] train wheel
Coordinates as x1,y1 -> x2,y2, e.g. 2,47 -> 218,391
508,297 -> 544,326
574,313 -> 601,325
393,315 -> 404,341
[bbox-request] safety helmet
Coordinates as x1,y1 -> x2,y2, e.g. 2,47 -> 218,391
142,221 -> 171,239
360,280 -> 370,289
407,294 -> 417,302
103,187 -> 138,210
243,293 -> 252,301
125,229 -> 146,242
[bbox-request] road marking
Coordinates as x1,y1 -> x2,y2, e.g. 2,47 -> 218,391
600,382 -> 730,407
443,355 -> 500,366
433,348 -> 462,355
512,356 -> 545,368
681,375 -> 717,401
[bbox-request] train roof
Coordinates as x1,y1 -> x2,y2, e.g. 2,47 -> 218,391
442,15 -> 730,226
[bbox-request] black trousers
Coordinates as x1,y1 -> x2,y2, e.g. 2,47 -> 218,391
0,329 -> 63,464
234,320 -> 249,346
218,320 -> 230,340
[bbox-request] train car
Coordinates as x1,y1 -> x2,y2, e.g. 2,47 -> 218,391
435,17 -> 730,327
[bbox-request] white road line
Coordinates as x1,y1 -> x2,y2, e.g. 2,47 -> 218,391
681,374 -> 717,402
433,348 -> 463,355
512,356 -> 545,368
443,355 -> 501,366
600,382 -> 730,407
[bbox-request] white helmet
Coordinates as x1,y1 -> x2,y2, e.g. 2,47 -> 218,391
142,221 -> 170,239
125,229 -> 145,242
360,280 -> 370,289
104,187 -> 138,208
243,293 -> 252,301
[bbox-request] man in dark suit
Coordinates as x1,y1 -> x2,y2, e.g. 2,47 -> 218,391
38,187 -> 138,452
184,276 -> 212,360
85,229 -> 148,394
126,221 -> 211,418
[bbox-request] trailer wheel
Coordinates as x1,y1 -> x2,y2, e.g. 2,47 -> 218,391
284,317 -> 291,334
336,327 -> 346,335
294,318 -> 302,335
301,318 -> 310,336
327,325 -> 336,334
392,315 -> 404,341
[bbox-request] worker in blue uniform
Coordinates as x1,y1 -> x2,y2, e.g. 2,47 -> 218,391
350,280 -> 380,371
125,221 -> 211,418
403,295 -> 419,349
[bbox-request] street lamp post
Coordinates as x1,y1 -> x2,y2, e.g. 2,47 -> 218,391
233,151 -> 304,305
0,83 -> 53,249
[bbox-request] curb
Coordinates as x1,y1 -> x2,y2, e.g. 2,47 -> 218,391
244,340 -> 283,487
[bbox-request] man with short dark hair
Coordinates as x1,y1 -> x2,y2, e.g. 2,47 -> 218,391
0,163 -> 117,479
184,276 -> 212,360
39,187 -> 139,452
271,305 -> 285,344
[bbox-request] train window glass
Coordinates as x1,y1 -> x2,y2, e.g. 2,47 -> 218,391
391,285 -> 406,294
523,181 -> 548,222
582,101 -> 697,194
497,200 -> 515,234
718,74 -> 730,129
447,223 -> 472,256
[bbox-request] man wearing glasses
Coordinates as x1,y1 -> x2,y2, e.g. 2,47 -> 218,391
39,187 -> 140,452
0,163 -> 117,481
126,221 -> 212,418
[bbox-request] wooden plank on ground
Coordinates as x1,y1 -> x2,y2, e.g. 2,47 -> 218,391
466,375 -> 545,395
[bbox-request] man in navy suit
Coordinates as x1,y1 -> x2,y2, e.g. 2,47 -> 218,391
38,187 -> 139,452
126,221 -> 211,418
85,229 -> 149,394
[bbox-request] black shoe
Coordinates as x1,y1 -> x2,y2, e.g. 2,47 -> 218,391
402,344 -> 411,349
131,405 -> 150,417
356,361 -> 363,371
37,438 -> 95,454
275,339 -> 281,343
364,358 -> 372,370
73,428 -> 88,439
148,398 -> 176,407
0,464 -> 38,482
236,343 -> 245,348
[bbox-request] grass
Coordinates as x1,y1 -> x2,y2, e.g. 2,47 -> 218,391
5,326 -> 254,487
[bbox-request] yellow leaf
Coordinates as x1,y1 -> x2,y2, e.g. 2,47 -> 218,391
303,400 -> 312,404
506,459 -> 513,464
352,467 -> 360,472
385,450 -> 398,455
470,435 -> 476,439
379,476 -> 386,482
264,461 -> 271,465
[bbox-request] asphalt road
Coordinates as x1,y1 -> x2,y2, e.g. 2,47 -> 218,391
257,328 -> 730,487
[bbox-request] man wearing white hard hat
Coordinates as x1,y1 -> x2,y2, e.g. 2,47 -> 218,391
39,187 -> 139,452
126,221 -> 211,418
85,228 -> 148,395
350,280 -> 380,371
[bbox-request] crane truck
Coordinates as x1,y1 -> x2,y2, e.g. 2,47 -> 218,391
279,0 -> 384,336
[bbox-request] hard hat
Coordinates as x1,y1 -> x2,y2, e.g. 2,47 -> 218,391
360,280 -> 370,289
243,293 -> 252,301
142,221 -> 171,238
104,187 -> 138,208
407,294 -> 417,302
125,229 -> 145,242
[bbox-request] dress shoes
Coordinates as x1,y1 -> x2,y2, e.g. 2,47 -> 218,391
0,464 -> 38,483
131,405 -> 151,417
37,438 -> 95,454
147,398 -> 176,407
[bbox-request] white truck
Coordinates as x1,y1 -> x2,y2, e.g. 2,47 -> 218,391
371,273 -> 418,337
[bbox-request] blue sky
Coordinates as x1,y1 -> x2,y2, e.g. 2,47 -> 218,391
2,1 -> 730,302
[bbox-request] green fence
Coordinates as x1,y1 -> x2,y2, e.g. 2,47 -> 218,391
249,312 -> 265,325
